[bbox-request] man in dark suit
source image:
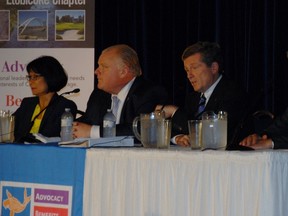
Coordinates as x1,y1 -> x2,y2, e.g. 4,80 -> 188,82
157,41 -> 248,148
240,107 -> 288,149
73,44 -> 168,138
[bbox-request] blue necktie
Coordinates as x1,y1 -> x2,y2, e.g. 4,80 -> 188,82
195,94 -> 206,119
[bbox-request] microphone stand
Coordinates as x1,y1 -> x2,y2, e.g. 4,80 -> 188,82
60,88 -> 80,96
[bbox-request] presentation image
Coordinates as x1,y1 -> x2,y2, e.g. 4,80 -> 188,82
55,10 -> 85,41
18,10 -> 48,41
0,10 -> 10,41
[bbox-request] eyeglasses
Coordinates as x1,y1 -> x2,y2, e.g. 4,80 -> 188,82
26,75 -> 43,81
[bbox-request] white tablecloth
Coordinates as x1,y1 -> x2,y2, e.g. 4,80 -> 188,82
83,147 -> 288,216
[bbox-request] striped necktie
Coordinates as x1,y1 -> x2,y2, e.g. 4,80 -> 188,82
195,94 -> 206,119
112,95 -> 119,118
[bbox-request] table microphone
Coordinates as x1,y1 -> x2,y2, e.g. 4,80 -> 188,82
60,88 -> 80,96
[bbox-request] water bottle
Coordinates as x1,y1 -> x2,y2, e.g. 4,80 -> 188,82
60,108 -> 74,142
103,109 -> 116,137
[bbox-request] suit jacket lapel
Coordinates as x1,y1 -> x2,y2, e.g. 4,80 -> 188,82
26,98 -> 39,131
204,77 -> 226,112
39,94 -> 59,130
119,77 -> 141,122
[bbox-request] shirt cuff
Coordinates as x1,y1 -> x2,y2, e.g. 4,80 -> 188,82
90,125 -> 100,138
171,134 -> 184,144
271,140 -> 274,149
171,107 -> 178,117
171,136 -> 177,144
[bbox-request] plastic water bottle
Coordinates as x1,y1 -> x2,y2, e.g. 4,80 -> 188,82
103,109 -> 116,137
60,108 -> 74,142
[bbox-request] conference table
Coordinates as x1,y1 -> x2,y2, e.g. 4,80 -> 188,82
1,143 -> 288,216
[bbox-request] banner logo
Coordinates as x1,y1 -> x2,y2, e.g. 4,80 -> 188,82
0,181 -> 72,216
3,187 -> 31,216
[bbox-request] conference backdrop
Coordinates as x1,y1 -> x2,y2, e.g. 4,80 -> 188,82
94,0 -> 288,117
0,1 -> 95,113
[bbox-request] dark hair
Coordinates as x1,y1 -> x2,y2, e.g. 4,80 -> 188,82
182,41 -> 223,73
26,55 -> 68,92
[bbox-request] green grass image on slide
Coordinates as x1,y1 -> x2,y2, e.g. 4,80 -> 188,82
56,22 -> 84,40
56,22 -> 84,31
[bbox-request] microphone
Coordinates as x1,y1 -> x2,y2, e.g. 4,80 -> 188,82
60,88 -> 80,96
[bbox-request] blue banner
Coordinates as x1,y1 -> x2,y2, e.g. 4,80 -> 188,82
0,143 -> 86,216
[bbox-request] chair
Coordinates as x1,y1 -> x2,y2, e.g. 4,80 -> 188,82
252,110 -> 274,134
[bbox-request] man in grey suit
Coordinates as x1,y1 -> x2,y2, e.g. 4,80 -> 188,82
73,44 -> 168,138
157,41 -> 248,148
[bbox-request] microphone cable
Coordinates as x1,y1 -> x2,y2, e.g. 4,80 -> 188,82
14,95 -> 62,143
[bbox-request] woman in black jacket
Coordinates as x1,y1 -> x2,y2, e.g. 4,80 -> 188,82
13,56 -> 77,142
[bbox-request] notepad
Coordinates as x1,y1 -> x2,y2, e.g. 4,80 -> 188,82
59,136 -> 135,148
33,133 -> 61,143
